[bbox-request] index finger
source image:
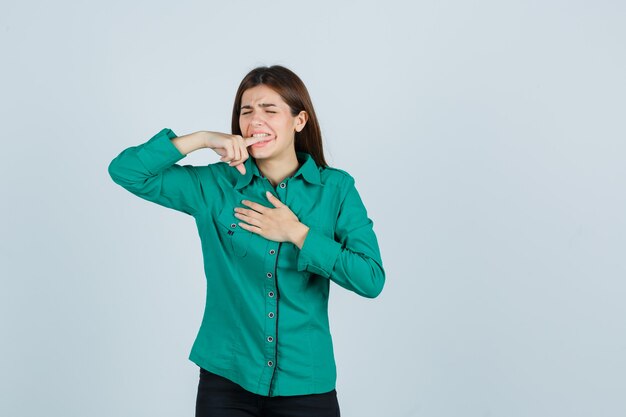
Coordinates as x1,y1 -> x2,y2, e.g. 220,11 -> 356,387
244,136 -> 267,147
241,199 -> 270,214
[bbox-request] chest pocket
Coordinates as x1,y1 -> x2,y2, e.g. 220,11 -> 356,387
216,205 -> 252,257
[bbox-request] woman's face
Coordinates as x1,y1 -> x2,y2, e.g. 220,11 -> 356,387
239,84 -> 307,161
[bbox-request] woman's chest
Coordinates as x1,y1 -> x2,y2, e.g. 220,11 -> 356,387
207,177 -> 342,261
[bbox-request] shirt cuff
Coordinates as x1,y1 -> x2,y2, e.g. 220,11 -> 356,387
136,128 -> 186,174
296,228 -> 342,278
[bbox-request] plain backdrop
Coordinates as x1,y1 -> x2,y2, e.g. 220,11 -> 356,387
1,1 -> 625,416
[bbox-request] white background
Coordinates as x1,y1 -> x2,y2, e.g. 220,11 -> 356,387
1,1 -> 625,416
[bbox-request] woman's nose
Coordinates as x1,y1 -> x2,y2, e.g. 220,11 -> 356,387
251,116 -> 264,127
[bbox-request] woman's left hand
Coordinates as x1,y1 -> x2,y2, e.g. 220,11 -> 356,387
234,191 -> 309,246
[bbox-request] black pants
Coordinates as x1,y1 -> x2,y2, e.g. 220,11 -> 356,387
195,367 -> 340,417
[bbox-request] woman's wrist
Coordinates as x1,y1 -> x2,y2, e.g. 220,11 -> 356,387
202,131 -> 223,149
290,222 -> 310,250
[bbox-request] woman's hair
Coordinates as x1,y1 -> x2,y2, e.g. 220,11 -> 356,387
231,65 -> 328,168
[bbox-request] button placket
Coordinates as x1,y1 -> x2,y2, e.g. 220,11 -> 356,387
263,241 -> 280,377
260,177 -> 287,379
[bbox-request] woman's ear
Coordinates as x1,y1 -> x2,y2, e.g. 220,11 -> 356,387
295,111 -> 308,132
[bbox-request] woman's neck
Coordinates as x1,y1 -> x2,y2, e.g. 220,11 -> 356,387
256,152 -> 300,188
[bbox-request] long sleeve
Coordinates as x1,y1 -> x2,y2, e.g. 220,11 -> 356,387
108,128 -> 211,216
296,175 -> 385,298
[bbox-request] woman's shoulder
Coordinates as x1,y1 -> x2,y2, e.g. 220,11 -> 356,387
319,165 -> 356,188
182,161 -> 238,189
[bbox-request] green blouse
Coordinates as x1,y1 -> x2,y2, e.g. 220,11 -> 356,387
108,128 -> 385,396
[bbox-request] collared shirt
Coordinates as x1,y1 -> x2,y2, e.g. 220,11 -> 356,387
108,128 -> 385,396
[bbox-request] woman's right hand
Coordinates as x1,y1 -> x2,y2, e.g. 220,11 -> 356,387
204,131 -> 264,175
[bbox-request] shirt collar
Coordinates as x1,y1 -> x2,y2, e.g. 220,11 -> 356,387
234,151 -> 322,190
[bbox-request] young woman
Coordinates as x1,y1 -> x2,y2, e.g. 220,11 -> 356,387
108,65 -> 385,417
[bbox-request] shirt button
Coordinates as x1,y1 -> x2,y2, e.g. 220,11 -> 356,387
268,312 -> 275,318
269,249 -> 276,255
267,336 -> 274,343
266,272 -> 273,278
268,291 -> 274,298
267,361 -> 273,367
279,182 -> 286,189
230,223 -> 237,228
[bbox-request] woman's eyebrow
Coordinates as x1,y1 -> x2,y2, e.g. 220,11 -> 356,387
240,103 -> 278,110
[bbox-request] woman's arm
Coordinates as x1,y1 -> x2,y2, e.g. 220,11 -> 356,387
295,175 -> 386,299
171,130 -> 212,155
108,128 -> 215,216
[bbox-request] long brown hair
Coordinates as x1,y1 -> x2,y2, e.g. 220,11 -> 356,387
231,65 -> 328,168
